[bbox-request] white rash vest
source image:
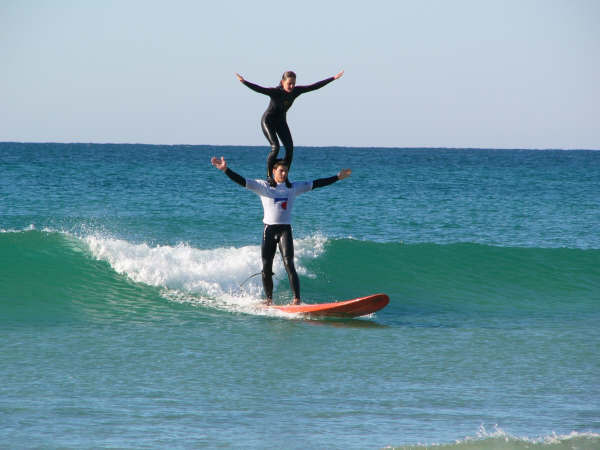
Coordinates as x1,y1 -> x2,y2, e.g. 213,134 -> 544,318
245,179 -> 313,225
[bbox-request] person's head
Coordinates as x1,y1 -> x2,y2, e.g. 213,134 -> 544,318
280,71 -> 296,93
272,160 -> 289,183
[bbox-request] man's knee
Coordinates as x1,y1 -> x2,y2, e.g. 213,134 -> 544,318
282,256 -> 295,272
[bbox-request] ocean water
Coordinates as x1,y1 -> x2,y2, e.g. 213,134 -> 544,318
1,142 -> 599,449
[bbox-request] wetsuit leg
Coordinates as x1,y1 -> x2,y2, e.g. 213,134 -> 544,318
276,121 -> 294,169
278,225 -> 300,300
261,225 -> 278,300
261,115 -> 280,179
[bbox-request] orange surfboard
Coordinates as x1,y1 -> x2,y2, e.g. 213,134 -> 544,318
270,293 -> 389,318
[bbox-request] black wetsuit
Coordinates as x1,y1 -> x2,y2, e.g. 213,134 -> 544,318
241,77 -> 335,178
224,167 -> 338,300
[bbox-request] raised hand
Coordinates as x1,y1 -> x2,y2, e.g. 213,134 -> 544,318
211,156 -> 227,171
338,168 -> 351,179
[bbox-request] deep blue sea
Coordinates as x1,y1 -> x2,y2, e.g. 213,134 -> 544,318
1,143 -> 599,449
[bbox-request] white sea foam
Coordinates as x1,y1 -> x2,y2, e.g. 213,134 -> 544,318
457,425 -> 600,448
388,426 -> 600,449
83,233 -> 328,316
0,224 -> 37,233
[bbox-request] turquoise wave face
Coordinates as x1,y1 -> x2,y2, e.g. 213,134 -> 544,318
0,230 -> 167,324
302,238 -> 600,313
2,230 -> 598,326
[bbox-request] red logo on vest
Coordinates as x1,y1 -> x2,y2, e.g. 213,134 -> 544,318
275,198 -> 288,210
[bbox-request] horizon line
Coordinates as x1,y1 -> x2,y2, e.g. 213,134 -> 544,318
1,141 -> 598,152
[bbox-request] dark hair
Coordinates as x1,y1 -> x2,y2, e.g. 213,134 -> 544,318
273,159 -> 289,169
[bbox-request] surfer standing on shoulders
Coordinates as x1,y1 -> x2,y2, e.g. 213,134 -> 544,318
211,156 -> 351,305
235,70 -> 344,186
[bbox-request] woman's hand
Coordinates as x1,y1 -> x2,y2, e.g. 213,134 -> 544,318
334,70 -> 344,80
235,73 -> 244,82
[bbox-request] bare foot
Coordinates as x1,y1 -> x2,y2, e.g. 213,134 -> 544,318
264,298 -> 272,306
292,298 -> 301,305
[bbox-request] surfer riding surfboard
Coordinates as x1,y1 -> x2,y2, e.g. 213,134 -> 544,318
208,69 -> 389,316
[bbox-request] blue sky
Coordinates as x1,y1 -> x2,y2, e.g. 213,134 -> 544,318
2,0 -> 599,149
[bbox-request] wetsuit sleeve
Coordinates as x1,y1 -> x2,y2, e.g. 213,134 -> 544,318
295,77 -> 335,94
312,175 -> 339,190
224,168 -> 246,187
241,80 -> 277,96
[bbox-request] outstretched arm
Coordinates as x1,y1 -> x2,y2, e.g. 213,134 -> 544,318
296,70 -> 344,94
211,156 -> 246,187
312,168 -> 352,189
235,73 -> 274,95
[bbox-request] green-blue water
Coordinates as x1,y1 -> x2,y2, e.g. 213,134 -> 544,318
1,143 -> 599,449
